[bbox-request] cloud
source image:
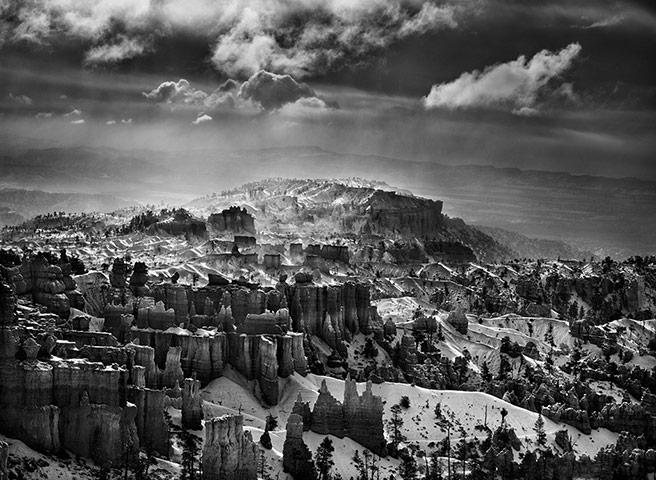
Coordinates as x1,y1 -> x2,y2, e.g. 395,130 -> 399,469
70,118 -> 85,124
8,93 -> 33,105
106,120 -> 117,125
191,113 -> 212,125
238,71 -> 317,110
512,106 -> 540,117
121,118 -> 133,124
422,43 -> 582,111
1,1 -> 470,75
35,112 -> 53,119
143,70 -> 333,112
64,109 -> 82,117
143,79 -> 200,103
208,2 -> 466,78
84,35 -> 149,65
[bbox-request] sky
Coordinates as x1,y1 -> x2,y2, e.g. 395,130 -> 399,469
0,0 -> 655,178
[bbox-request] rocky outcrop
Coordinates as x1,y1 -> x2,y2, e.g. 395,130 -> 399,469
162,346 -> 184,388
0,279 -> 16,325
306,244 -> 350,264
0,355 -> 137,462
129,262 -> 149,297
309,378 -> 386,456
58,391 -> 139,463
207,207 -> 256,236
12,256 -> 82,317
127,386 -> 169,457
110,258 -> 128,289
202,414 -> 258,480
149,209 -> 208,239
182,377 -> 203,430
137,301 -> 176,330
358,190 -> 443,236
590,402 -> 656,441
282,413 -> 316,480
226,334 -> 279,405
131,343 -> 159,388
73,271 -> 111,317
153,284 -> 190,323
311,380 -> 345,437
263,254 -> 281,269
343,378 -> 387,456
541,404 -> 591,434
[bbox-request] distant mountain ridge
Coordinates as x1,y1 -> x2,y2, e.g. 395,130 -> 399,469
0,188 -> 135,228
186,177 -> 513,262
0,143 -> 653,256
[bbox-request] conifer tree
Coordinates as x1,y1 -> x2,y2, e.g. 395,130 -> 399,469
315,437 -> 335,480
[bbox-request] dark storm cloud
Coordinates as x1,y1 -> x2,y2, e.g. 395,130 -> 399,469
0,0 -> 468,78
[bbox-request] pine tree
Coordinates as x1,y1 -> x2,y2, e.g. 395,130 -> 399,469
265,413 -> 278,431
363,337 -> 378,358
534,415 -> 546,444
352,450 -> 367,480
427,451 -> 444,480
480,361 -> 492,383
398,454 -> 417,480
180,427 -> 200,480
497,355 -> 511,380
315,437 -> 335,480
387,404 -> 407,454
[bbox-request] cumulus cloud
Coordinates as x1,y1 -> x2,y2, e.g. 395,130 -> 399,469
1,0 -> 469,75
238,71 -> 316,110
512,106 -> 540,117
70,118 -> 85,124
35,112 -> 53,119
8,93 -> 33,105
64,109 -> 82,117
121,118 -> 133,124
106,120 -> 117,125
143,70 -> 334,113
422,43 -> 582,111
191,113 -> 212,125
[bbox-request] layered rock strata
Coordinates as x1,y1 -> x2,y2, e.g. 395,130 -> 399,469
202,414 -> 258,480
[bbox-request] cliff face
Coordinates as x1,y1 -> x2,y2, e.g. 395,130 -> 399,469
360,190 -> 443,236
0,353 -> 137,462
2,256 -> 84,317
0,279 -> 16,325
282,413 -> 316,480
127,386 -> 169,457
308,378 -> 387,456
202,414 -> 258,480
182,377 -> 203,430
207,207 -> 256,236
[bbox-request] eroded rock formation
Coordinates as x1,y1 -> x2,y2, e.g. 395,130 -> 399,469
282,413 -> 316,480
202,414 -> 258,480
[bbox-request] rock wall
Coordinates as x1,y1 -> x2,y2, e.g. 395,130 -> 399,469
127,386 -> 169,457
309,378 -> 387,456
4,256 -> 84,317
182,377 -> 203,430
202,414 -> 258,480
0,279 -> 16,325
282,413 -> 316,480
0,355 -> 137,462
207,207 -> 256,236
